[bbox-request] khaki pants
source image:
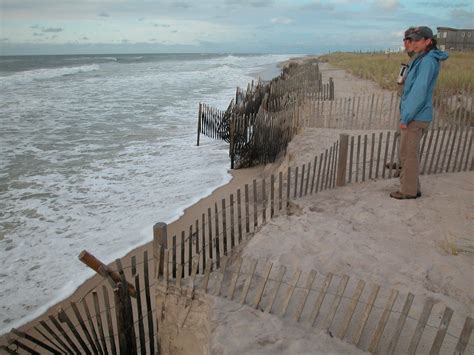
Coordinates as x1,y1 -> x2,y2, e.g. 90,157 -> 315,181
399,121 -> 430,196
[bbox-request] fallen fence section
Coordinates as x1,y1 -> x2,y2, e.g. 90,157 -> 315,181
1,250 -> 158,355
197,61 -> 335,168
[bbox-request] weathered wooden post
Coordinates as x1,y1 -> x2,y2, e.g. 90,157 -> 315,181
196,102 -> 202,146
336,134 -> 349,187
329,77 -> 335,100
114,281 -> 137,355
153,222 -> 168,277
230,115 -> 235,169
78,250 -> 137,297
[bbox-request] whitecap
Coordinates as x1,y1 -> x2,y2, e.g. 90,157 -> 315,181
0,64 -> 100,86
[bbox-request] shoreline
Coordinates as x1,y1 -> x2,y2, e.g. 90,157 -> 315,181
1,57 -> 292,337
3,53 -> 389,337
6,159 -> 269,337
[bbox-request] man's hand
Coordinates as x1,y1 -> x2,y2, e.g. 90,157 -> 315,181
400,123 -> 408,129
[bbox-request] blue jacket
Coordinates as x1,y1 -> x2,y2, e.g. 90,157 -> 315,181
400,49 -> 448,125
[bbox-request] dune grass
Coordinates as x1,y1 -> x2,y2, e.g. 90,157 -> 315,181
318,51 -> 474,95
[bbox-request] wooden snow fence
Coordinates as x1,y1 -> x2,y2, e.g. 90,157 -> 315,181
154,124 -> 473,285
150,124 -> 472,352
337,124 -> 473,186
0,250 -> 159,355
156,256 -> 473,354
196,61 -> 336,169
2,125 -> 471,354
229,106 -> 300,168
151,140 -> 344,280
299,88 -> 473,131
196,103 -> 228,145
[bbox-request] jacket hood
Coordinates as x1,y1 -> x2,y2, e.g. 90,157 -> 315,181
427,49 -> 449,61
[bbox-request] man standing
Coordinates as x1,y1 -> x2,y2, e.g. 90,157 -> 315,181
390,26 -> 448,199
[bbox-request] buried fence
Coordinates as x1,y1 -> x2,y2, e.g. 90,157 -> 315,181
155,255 -> 473,355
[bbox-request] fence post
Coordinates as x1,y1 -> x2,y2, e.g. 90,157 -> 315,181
329,77 -> 335,100
114,282 -> 138,355
153,222 -> 167,277
230,115 -> 235,169
196,103 -> 202,146
336,134 -> 349,187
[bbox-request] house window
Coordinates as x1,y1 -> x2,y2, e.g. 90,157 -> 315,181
461,32 -> 465,37
469,32 -> 472,38
442,31 -> 447,38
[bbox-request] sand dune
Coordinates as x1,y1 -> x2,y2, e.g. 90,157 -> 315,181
206,62 -> 473,354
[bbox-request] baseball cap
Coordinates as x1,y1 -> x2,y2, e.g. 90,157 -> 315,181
404,26 -> 416,39
406,26 -> 433,40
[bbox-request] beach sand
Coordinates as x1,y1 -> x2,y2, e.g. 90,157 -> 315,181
201,61 -> 473,353
3,59 -> 473,354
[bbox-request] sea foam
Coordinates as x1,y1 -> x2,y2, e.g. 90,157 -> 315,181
0,53 -> 292,334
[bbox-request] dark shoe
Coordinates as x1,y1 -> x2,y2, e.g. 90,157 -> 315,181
417,191 -> 422,198
390,191 -> 417,200
385,162 -> 399,169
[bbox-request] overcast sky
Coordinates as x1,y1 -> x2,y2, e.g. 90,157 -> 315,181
0,0 -> 472,55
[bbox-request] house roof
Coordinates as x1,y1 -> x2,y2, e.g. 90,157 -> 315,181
437,27 -> 474,32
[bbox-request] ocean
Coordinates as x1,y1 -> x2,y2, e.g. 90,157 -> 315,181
0,53 -> 292,333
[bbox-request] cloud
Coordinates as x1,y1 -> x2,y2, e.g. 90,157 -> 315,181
172,2 -> 192,8
391,30 -> 405,38
33,32 -> 44,36
0,38 -> 9,42
375,0 -> 400,11
450,9 -> 474,26
42,27 -> 63,33
82,37 -> 89,40
270,17 -> 293,25
29,25 -> 63,33
300,1 -> 335,11
153,23 -> 171,28
226,0 -> 274,7
121,39 -> 129,43
417,1 -> 469,7
98,11 -> 110,17
138,17 -> 145,21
